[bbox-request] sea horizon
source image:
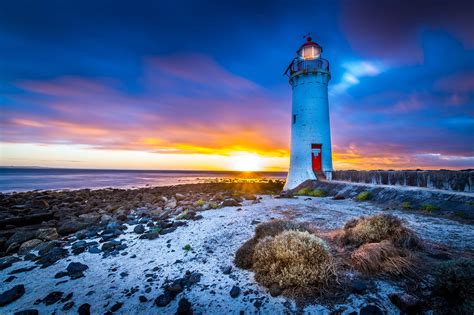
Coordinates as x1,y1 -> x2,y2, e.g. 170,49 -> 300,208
0,167 -> 287,193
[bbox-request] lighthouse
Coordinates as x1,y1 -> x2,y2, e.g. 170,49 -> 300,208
283,36 -> 333,190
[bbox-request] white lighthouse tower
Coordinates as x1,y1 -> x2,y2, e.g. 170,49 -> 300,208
283,36 -> 333,190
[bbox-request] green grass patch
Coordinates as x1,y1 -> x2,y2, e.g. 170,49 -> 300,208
420,204 -> 440,213
183,244 -> 192,251
194,199 -> 206,207
355,191 -> 371,202
296,188 -> 327,197
176,210 -> 189,220
401,201 -> 411,210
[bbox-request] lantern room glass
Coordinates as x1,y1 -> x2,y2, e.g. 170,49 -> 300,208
301,46 -> 320,60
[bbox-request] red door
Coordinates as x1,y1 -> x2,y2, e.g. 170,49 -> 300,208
311,144 -> 322,172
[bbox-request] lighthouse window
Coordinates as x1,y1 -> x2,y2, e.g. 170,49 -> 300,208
293,114 -> 296,124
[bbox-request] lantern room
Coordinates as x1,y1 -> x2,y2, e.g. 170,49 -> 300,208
297,36 -> 322,60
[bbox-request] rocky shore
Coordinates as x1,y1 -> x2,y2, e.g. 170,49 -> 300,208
0,180 -> 473,314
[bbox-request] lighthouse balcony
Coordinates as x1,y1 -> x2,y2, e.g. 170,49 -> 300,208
285,58 -> 330,77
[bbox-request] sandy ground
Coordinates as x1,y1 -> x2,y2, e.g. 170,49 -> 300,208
1,195 -> 473,314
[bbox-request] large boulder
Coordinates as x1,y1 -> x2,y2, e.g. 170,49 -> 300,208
57,220 -> 85,236
36,228 -> 58,241
6,230 -> 36,248
18,239 -> 43,255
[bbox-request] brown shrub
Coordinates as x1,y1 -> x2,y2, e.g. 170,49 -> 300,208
252,231 -> 336,290
351,240 -> 415,276
234,238 -> 257,269
255,220 -> 310,240
235,220 -> 311,269
340,214 -> 421,249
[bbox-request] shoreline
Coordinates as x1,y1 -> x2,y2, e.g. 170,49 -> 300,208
1,181 -> 473,314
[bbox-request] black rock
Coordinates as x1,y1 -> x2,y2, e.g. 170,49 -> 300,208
139,231 -> 159,240
78,303 -> 91,315
359,305 -> 384,315
14,310 -> 38,315
166,280 -> 184,295
389,293 -> 422,313
61,292 -> 73,302
58,220 -> 85,236
133,224 -> 145,234
351,279 -> 368,294
155,292 -> 172,307
36,247 -> 68,268
55,271 -> 69,279
67,262 -> 89,273
221,199 -> 242,207
269,283 -> 282,297
88,246 -> 100,253
5,275 -> 16,282
9,266 -> 37,274
229,286 -> 240,298
139,295 -> 148,302
110,302 -> 123,312
0,256 -> 21,271
0,284 -> 25,306
62,301 -> 74,310
176,297 -> 193,315
42,291 -> 63,305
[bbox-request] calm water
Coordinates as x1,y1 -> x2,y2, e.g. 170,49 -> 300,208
0,168 -> 287,193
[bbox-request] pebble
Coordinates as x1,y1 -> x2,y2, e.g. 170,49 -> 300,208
78,303 -> 91,315
230,286 -> 241,298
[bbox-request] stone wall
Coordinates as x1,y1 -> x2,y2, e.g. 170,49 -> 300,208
332,170 -> 473,193
295,180 -> 474,219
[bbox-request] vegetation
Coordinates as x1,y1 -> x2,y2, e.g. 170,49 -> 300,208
420,204 -> 440,213
252,231 -> 336,290
209,202 -> 219,209
194,199 -> 206,207
354,191 -> 371,201
350,240 -> 415,276
296,188 -> 327,197
235,220 -> 311,269
432,259 -> 474,314
183,244 -> 192,251
340,214 -> 421,249
401,201 -> 411,209
176,210 -> 189,220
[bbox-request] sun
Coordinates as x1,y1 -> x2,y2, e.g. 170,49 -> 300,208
230,153 -> 262,172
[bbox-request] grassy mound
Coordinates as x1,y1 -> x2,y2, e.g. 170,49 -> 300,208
354,191 -> 370,201
340,214 -> 421,249
253,231 -> 336,290
296,188 -> 327,197
432,259 -> 474,313
235,220 -> 310,269
350,240 -> 415,276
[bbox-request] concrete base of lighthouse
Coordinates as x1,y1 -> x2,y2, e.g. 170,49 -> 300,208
283,169 -> 332,191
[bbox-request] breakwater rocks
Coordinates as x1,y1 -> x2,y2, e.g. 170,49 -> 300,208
332,170 -> 473,193
0,180 -> 284,258
295,180 -> 474,219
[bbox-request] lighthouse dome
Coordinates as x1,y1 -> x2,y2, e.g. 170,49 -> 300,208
297,36 -> 322,60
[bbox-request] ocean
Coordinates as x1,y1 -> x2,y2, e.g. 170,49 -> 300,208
0,168 -> 287,193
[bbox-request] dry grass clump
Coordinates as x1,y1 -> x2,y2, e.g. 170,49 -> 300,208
350,240 -> 415,276
235,220 -> 310,269
253,231 -> 336,290
340,214 -> 421,249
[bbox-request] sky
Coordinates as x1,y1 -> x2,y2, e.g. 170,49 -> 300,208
1,0 -> 473,171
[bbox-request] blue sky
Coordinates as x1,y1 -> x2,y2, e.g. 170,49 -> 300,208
1,0 -> 473,170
